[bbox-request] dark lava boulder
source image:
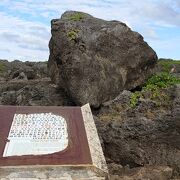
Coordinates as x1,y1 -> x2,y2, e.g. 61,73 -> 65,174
48,11 -> 158,107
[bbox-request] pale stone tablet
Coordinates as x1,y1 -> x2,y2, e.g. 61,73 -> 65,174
3,113 -> 68,157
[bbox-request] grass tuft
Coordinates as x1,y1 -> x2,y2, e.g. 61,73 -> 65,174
67,29 -> 79,41
68,12 -> 84,21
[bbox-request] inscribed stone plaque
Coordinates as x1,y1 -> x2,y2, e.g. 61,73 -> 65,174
3,113 -> 68,157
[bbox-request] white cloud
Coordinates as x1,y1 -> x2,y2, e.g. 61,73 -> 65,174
148,36 -> 180,60
0,0 -> 179,61
142,28 -> 159,40
0,11 -> 50,61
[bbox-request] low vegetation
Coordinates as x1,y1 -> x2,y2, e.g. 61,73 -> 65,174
158,58 -> 180,73
67,29 -> 79,41
144,72 -> 180,88
130,91 -> 142,108
68,12 -> 84,21
0,63 -> 6,73
130,61 -> 180,108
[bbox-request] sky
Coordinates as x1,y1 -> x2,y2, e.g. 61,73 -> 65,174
0,0 -> 180,61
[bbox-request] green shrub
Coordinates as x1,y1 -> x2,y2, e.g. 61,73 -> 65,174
158,59 -> 180,73
130,91 -> 142,108
68,12 -> 84,21
67,29 -> 79,41
130,73 -> 180,107
144,72 -> 180,89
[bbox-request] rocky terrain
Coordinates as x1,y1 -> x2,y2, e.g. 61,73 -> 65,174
0,60 -> 71,106
97,85 -> 180,179
0,11 -> 180,180
0,59 -> 180,180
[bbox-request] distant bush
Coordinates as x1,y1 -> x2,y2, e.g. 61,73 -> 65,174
0,63 -> 6,73
68,12 -> 84,21
144,72 -> 180,89
43,61 -> 48,64
158,59 -> 180,73
130,72 -> 180,107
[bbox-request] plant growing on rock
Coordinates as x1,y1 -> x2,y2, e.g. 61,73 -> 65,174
130,72 -> 180,107
67,29 -> 79,41
68,12 -> 84,21
144,72 -> 180,89
130,91 -> 142,108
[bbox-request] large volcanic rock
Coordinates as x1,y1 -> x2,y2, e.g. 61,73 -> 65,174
48,11 -> 158,107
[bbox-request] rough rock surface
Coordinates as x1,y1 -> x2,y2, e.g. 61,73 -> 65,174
109,164 -> 173,180
0,60 -> 70,106
0,59 -> 48,81
95,85 -> 180,179
48,11 -> 157,107
0,79 -> 70,106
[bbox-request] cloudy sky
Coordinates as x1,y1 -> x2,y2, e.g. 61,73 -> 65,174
0,0 -> 180,61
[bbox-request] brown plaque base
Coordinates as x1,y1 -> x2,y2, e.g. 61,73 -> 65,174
0,106 -> 92,166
